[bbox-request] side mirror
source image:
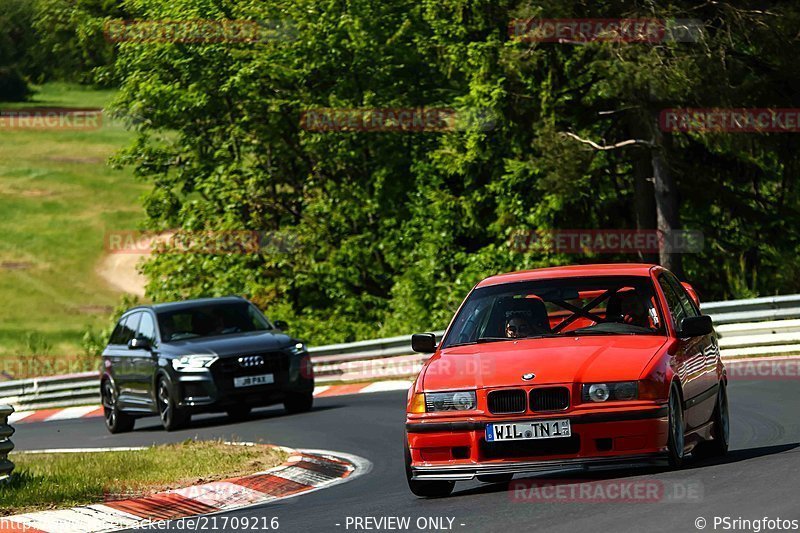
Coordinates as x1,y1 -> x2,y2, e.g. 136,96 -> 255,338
679,315 -> 713,337
274,320 -> 289,331
411,333 -> 437,353
128,337 -> 151,351
681,282 -> 701,309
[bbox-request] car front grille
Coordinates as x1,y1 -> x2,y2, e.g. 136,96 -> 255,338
529,387 -> 570,411
487,389 -> 527,414
216,352 -> 289,375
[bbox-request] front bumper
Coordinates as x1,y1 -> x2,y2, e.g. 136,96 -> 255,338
407,405 -> 669,481
171,353 -> 313,412
411,453 -> 667,481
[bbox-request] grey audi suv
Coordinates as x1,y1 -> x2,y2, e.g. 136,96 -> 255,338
100,296 -> 314,432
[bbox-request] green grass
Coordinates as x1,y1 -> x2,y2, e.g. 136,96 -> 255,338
1,441 -> 287,515
0,82 -> 147,367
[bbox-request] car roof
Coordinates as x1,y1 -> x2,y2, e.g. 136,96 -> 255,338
125,296 -> 248,315
476,263 -> 661,288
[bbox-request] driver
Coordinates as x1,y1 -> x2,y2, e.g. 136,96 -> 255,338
505,316 -> 532,338
619,292 -> 652,328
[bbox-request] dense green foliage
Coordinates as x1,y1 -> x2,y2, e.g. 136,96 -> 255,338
7,1 -> 800,345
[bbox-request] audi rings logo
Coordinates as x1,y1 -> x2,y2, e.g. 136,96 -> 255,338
238,355 -> 265,368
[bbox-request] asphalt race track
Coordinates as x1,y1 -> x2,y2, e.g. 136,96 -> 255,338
13,380 -> 800,533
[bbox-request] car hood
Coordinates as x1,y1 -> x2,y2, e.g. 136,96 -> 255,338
422,335 -> 668,390
159,330 -> 294,358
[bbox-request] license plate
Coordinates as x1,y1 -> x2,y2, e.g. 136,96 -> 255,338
233,374 -> 274,388
485,419 -> 571,442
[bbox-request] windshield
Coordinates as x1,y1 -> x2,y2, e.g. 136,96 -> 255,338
441,275 -> 665,349
156,302 -> 272,342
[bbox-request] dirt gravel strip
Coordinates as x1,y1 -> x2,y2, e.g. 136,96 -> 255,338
8,380 -> 413,425
0,447 -> 370,533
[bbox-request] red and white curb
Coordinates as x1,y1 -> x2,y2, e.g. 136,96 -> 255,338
0,446 -> 371,533
8,380 -> 412,425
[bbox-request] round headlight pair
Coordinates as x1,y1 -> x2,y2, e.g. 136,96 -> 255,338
586,381 -> 638,402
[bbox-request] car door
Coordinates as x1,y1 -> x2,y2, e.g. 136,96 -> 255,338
107,312 -> 140,407
664,274 -> 719,427
657,274 -> 710,429
130,311 -> 158,409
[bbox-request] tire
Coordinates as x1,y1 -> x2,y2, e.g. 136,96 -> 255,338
157,377 -> 189,431
693,382 -> 730,459
226,405 -> 252,421
284,392 -> 314,414
404,438 -> 455,498
667,383 -> 686,468
101,380 -> 135,434
477,474 -> 514,484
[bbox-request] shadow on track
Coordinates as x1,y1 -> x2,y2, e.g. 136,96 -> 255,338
451,442 -> 799,498
130,404 -> 345,433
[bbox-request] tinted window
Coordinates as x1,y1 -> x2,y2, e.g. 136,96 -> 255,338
157,302 -> 271,342
657,276 -> 688,328
137,313 -> 156,344
665,274 -> 700,318
109,320 -> 127,345
110,313 -> 140,345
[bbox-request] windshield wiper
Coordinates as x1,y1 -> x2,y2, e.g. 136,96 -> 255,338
477,334 -> 557,343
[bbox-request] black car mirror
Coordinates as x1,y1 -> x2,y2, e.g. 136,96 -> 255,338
678,315 -> 713,337
274,320 -> 289,331
128,337 -> 152,351
411,333 -> 437,353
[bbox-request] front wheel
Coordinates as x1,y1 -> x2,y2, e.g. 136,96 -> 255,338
405,439 -> 454,498
667,383 -> 686,468
102,380 -> 134,434
693,382 -> 730,459
157,377 -> 189,431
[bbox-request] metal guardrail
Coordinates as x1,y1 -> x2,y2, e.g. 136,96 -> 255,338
0,405 -> 15,479
0,372 -> 99,411
1,294 -> 799,409
703,294 -> 800,325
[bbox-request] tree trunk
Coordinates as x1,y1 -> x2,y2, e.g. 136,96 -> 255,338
651,125 -> 684,278
632,151 -> 659,264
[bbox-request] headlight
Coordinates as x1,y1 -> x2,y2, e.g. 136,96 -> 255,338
582,382 -> 638,402
171,355 -> 218,372
425,391 -> 477,412
288,342 -> 306,355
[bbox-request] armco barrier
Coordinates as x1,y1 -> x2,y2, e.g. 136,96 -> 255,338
0,404 -> 15,479
1,294 -> 799,410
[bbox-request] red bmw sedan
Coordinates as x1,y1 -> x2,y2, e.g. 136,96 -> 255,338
405,264 -> 729,497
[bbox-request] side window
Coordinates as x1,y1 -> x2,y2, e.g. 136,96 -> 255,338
657,276 -> 687,329
121,313 -> 141,345
666,275 -> 700,318
137,313 -> 156,344
109,320 -> 127,345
